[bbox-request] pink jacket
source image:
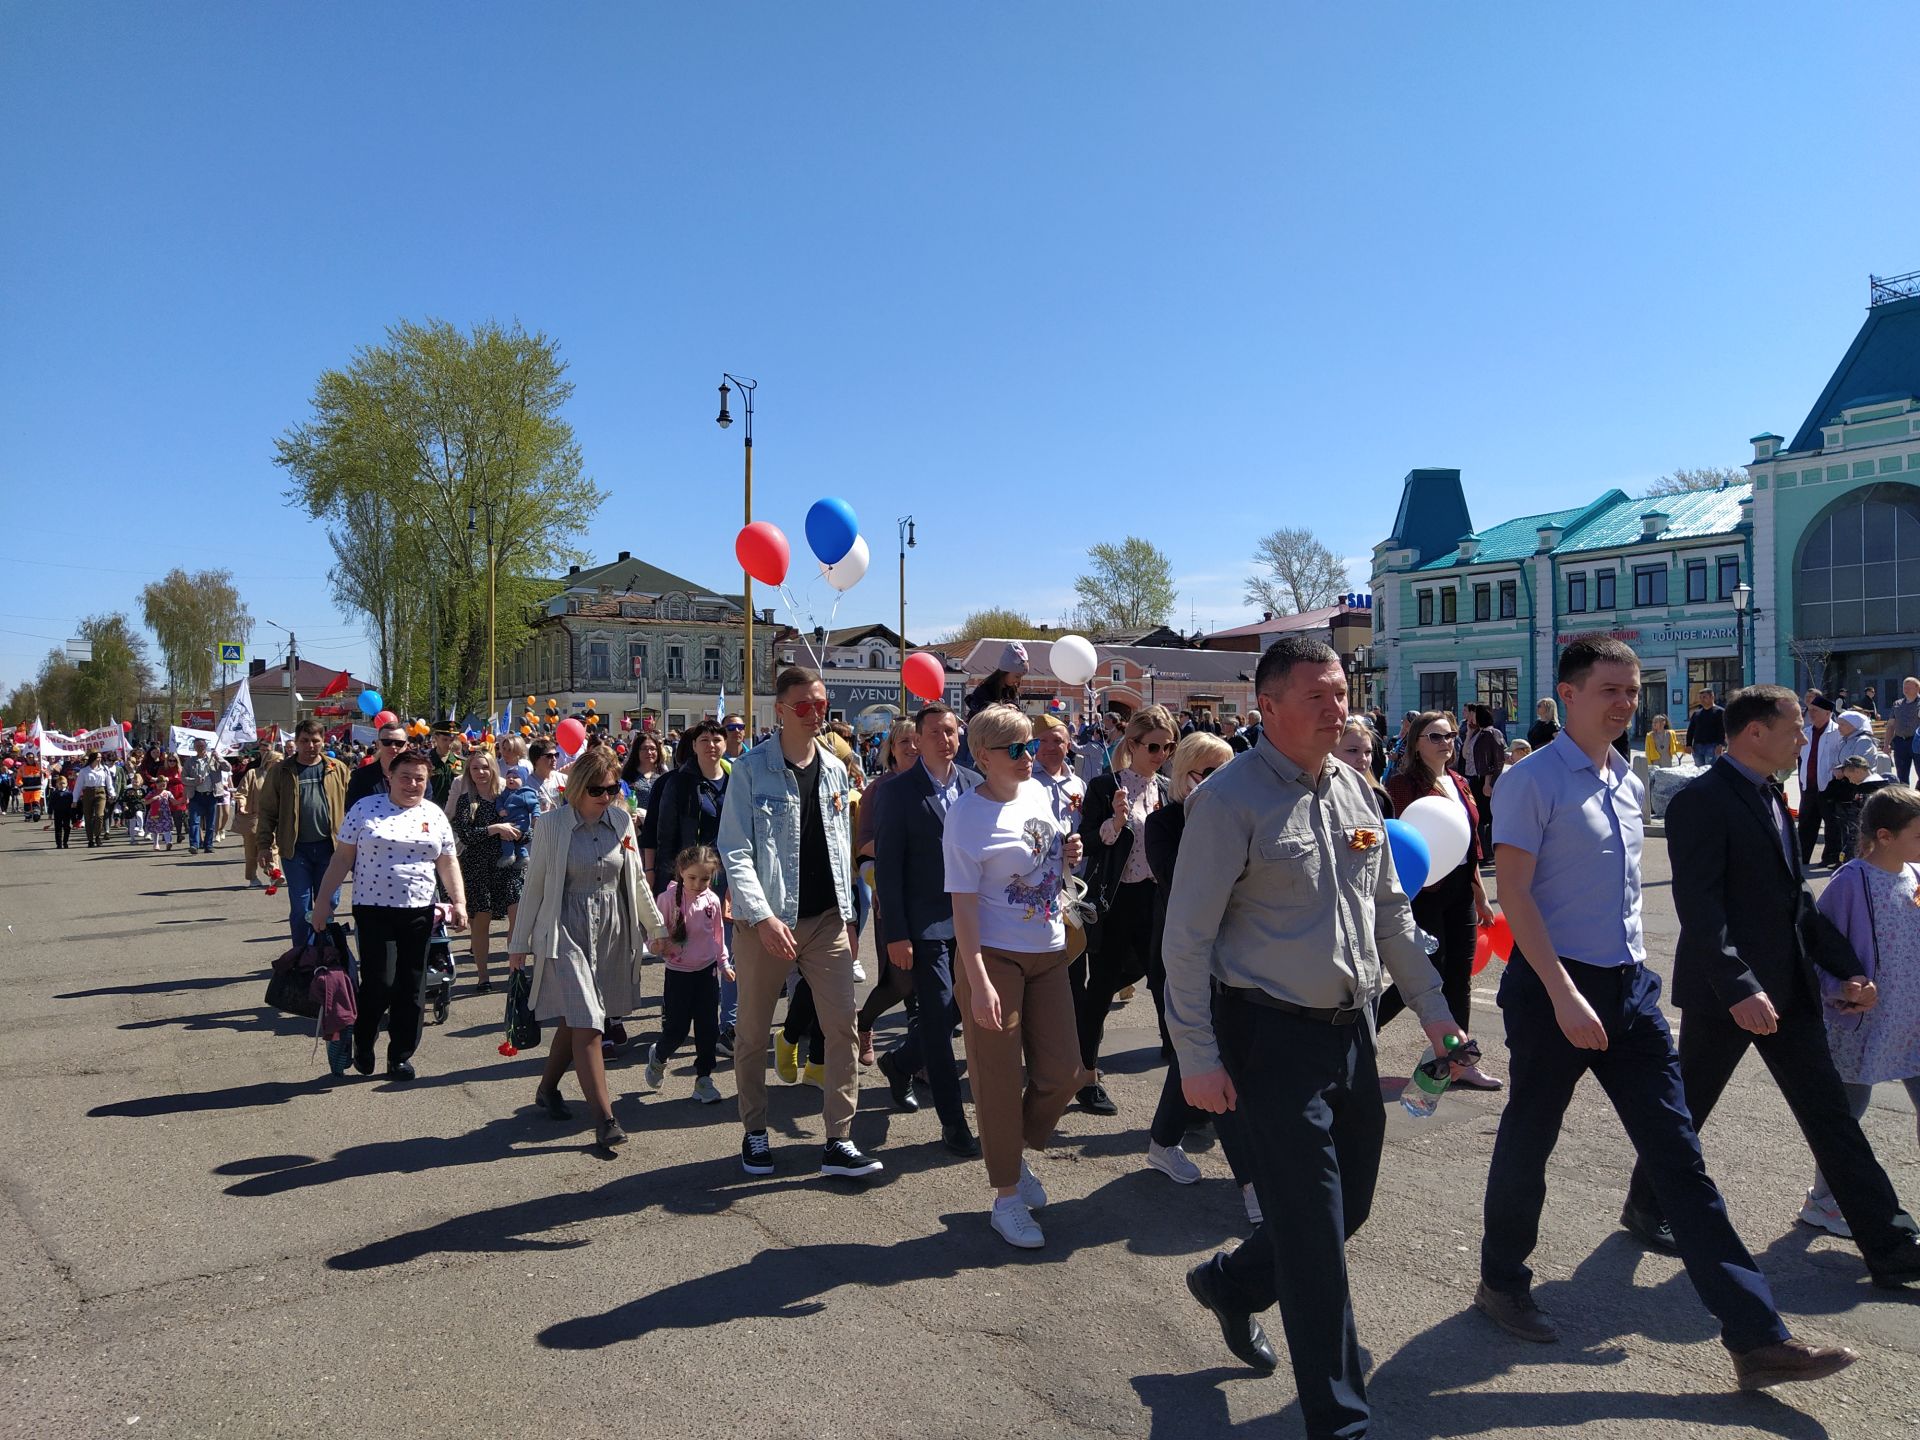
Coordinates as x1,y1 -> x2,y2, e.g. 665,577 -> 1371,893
656,883 -> 728,974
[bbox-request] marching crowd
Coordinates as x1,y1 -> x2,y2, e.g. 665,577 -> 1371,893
13,634 -> 1920,1438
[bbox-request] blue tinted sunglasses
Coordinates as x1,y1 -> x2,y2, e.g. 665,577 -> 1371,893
997,740 -> 1041,759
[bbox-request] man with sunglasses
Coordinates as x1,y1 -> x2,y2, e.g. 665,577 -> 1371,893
873,701 -> 983,1153
717,666 -> 881,1179
721,713 -> 749,761
346,721 -> 412,811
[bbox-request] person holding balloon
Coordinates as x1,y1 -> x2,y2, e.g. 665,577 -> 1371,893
1382,711 -> 1503,1090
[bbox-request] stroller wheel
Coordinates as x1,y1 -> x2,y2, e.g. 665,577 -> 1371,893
433,998 -> 450,1025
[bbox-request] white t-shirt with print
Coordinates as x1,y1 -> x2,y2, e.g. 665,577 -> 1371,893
339,794 -> 457,909
942,779 -> 1071,953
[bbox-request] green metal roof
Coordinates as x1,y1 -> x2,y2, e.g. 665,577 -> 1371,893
1413,505 -> 1585,571
1551,483 -> 1751,555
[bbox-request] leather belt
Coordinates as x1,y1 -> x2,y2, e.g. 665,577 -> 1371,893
1217,981 -> 1365,1026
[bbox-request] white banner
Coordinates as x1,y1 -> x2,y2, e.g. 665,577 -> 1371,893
212,677 -> 257,754
37,721 -> 129,758
170,725 -> 218,755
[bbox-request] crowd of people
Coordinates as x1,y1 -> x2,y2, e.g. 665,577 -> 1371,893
14,636 -> 1920,1438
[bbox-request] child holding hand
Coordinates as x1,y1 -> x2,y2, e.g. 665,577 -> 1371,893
644,845 -> 732,1104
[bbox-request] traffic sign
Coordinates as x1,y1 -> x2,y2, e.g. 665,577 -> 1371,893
217,642 -> 246,664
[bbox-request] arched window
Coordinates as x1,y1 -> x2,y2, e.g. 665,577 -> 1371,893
1796,483 -> 1920,641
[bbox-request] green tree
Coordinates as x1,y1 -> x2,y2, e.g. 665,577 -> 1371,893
66,614 -> 155,725
1244,526 -> 1348,615
941,608 -> 1050,646
275,318 -> 606,718
1645,465 -> 1746,497
1072,536 -> 1178,633
139,569 -> 252,723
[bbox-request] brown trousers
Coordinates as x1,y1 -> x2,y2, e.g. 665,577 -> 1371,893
242,824 -> 278,881
734,912 -> 858,1139
955,945 -> 1086,1189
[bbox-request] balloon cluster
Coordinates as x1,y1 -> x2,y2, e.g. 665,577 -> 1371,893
735,499 -> 872,666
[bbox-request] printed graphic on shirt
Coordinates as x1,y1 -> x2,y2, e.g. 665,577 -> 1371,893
1004,819 -> 1065,922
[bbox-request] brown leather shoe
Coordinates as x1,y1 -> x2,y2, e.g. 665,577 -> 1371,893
1731,1338 -> 1858,1391
1474,1281 -> 1558,1343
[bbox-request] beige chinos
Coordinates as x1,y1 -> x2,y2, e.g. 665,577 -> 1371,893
733,912 -> 859,1138
955,945 -> 1086,1189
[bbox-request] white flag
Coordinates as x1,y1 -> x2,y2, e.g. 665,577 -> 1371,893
213,676 -> 257,754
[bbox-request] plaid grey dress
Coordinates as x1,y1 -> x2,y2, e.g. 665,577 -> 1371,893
534,811 -> 636,1032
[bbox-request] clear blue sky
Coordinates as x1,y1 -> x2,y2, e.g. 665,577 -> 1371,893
4,3 -> 1917,696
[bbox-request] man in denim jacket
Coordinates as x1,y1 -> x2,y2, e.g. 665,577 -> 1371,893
717,665 -> 882,1181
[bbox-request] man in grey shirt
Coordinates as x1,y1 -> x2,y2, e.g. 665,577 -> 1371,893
1888,676 -> 1920,784
1163,635 -> 1466,1440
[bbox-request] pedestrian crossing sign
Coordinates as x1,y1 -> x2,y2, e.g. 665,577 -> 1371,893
218,642 -> 245,664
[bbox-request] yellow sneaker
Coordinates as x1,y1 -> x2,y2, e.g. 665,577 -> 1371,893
775,1033 -> 800,1084
802,1060 -> 825,1089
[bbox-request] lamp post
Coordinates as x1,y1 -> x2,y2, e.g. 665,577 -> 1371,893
1350,644 -> 1372,713
1731,581 -> 1759,688
716,375 -> 757,728
897,515 -> 916,715
470,501 -> 497,736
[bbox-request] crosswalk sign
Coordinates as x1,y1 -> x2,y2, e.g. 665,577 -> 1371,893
218,642 -> 245,664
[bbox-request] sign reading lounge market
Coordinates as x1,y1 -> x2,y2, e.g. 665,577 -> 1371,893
1556,625 -> 1738,647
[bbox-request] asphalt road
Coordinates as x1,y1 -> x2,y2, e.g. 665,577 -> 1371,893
2,813 -> 1916,1439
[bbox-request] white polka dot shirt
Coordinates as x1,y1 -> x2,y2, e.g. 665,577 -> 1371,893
339,794 -> 457,909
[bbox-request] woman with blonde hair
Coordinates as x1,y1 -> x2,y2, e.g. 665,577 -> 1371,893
507,745 -> 667,1151
1644,711 -> 1681,768
450,747 -> 525,995
1073,704 -> 1177,1115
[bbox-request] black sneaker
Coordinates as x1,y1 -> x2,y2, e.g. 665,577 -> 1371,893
1078,1082 -> 1118,1116
716,1026 -> 735,1058
741,1130 -> 774,1176
821,1138 -> 883,1179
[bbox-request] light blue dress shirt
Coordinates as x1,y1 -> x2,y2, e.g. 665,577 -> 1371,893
1491,730 -> 1645,968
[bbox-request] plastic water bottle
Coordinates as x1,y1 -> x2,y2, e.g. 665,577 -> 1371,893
1400,1033 -> 1465,1118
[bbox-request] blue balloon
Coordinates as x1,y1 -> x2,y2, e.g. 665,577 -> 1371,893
1385,818 -> 1430,894
358,689 -> 383,717
805,497 -> 860,566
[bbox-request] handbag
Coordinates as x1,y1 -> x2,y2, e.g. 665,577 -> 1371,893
504,968 -> 541,1049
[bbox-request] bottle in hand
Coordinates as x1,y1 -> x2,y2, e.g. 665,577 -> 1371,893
1400,1034 -> 1472,1118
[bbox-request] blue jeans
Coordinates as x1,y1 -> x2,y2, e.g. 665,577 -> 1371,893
1483,953 -> 1787,1353
285,839 -> 339,949
1691,743 -> 1722,766
1894,734 -> 1915,785
188,792 -> 218,850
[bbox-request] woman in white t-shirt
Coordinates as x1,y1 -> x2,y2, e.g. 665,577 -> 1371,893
311,749 -> 467,1082
944,703 -> 1087,1250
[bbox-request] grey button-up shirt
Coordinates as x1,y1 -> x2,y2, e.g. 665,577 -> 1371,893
1161,735 -> 1449,1076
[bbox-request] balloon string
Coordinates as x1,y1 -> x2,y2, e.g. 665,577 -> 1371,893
778,584 -> 824,668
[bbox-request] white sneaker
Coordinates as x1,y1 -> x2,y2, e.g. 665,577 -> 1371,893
991,1197 -> 1045,1249
1017,1159 -> 1049,1211
643,1043 -> 666,1090
691,1075 -> 723,1105
1243,1183 -> 1263,1226
1797,1191 -> 1853,1239
1147,1140 -> 1201,1185
852,958 -> 867,983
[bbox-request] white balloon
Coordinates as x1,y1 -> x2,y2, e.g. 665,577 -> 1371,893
1398,795 -> 1471,883
820,534 -> 870,592
1049,634 -> 1099,686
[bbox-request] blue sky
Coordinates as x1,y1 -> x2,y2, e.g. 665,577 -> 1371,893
4,3 -> 1917,695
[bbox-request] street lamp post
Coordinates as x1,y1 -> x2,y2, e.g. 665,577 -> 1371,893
716,375 -> 757,729
897,515 -> 916,715
1731,581 -> 1759,687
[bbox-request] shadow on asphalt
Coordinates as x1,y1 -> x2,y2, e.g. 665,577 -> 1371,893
56,973 -> 262,999
88,1076 -> 334,1118
116,1003 -> 306,1037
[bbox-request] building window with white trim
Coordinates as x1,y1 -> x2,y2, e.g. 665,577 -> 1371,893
1716,555 -> 1741,600
1633,564 -> 1668,607
1499,580 -> 1517,619
1595,571 -> 1616,610
1568,573 -> 1588,613
1686,559 -> 1708,603
1438,588 -> 1457,624
1417,590 -> 1434,626
1473,584 -> 1491,622
1418,671 -> 1457,713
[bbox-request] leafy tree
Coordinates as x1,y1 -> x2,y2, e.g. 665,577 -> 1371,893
1072,536 -> 1178,632
66,614 -> 154,725
3,680 -> 40,723
1645,466 -> 1746,497
941,608 -> 1051,646
139,571 -> 251,723
276,318 -> 606,718
1244,526 -> 1348,615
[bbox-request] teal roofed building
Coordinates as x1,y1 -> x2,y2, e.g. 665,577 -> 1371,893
1372,470 -> 1751,740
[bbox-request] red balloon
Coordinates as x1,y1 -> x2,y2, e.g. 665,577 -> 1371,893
735,522 -> 791,587
1472,925 -> 1494,975
1486,914 -> 1515,963
555,716 -> 588,755
121,720 -> 133,733
902,652 -> 946,703
373,709 -> 398,729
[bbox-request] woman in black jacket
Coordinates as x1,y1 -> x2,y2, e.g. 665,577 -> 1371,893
1072,704 -> 1176,1116
1526,697 -> 1560,751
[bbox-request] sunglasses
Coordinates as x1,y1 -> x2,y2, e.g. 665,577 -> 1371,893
579,783 -> 622,799
782,700 -> 828,719
997,740 -> 1041,759
379,737 -> 409,748
1188,765 -> 1218,781
1422,732 -> 1456,743
1139,741 -> 1175,755
724,724 -> 746,733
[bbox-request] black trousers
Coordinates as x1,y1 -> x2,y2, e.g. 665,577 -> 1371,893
1211,989 -> 1381,1440
658,966 -> 720,1076
887,937 -> 967,1129
1798,785 -> 1838,865
352,904 -> 435,1066
1144,953 -> 1248,1183
1625,1002 -> 1916,1260
782,978 -> 827,1063
1071,878 -> 1155,1071
52,812 -> 73,848
856,958 -> 915,1032
1375,871 -> 1477,1032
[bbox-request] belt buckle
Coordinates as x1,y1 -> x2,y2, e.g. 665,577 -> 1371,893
1331,1003 -> 1364,1027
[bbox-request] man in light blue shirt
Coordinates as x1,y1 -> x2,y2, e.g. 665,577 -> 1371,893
1476,637 -> 1856,1392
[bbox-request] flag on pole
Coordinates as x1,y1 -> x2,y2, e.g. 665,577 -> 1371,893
716,681 -> 726,723
315,669 -> 349,699
213,676 -> 258,755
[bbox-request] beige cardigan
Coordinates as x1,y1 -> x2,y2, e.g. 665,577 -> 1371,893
507,801 -> 666,1019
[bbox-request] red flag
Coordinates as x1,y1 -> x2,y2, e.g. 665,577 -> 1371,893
315,669 -> 349,699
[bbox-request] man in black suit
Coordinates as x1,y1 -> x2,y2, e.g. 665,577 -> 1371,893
1621,684 -> 1920,1288
873,702 -> 982,1155
346,719 -> 410,810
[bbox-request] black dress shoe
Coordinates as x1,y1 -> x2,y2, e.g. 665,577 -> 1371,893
1186,1255 -> 1278,1372
941,1123 -> 981,1157
1867,1233 -> 1920,1289
1473,1280 -> 1559,1343
534,1084 -> 571,1120
1078,1082 -> 1118,1116
386,1060 -> 417,1082
1619,1201 -> 1678,1255
878,1052 -> 920,1112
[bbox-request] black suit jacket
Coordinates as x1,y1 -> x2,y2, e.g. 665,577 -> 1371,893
873,761 -> 981,947
1667,758 -> 1861,1015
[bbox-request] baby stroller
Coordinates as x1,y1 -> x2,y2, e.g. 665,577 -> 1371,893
423,913 -> 456,1026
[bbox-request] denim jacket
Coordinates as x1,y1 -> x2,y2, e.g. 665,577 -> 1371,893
716,734 -> 855,928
